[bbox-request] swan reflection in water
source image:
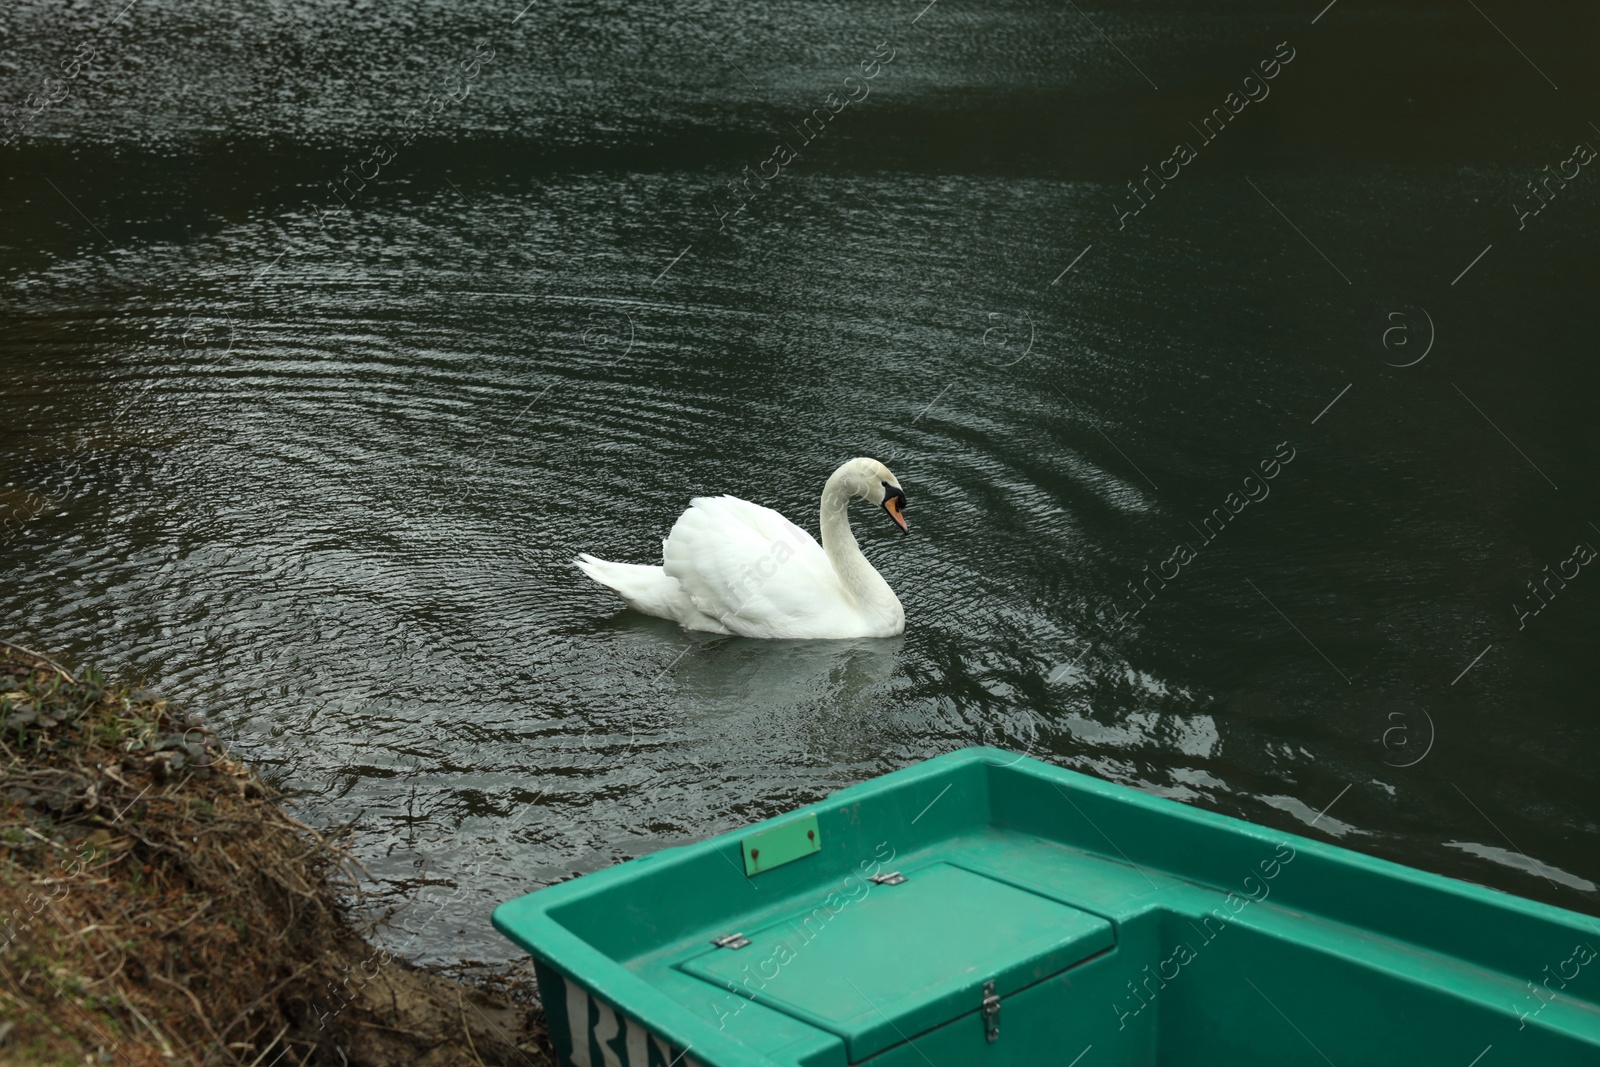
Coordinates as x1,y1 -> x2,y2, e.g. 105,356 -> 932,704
587,611 -> 905,729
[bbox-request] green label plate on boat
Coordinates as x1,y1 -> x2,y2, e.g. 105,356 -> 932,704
741,814 -> 819,876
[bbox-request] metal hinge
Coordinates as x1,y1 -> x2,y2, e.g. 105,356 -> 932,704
868,871 -> 906,886
711,932 -> 750,949
981,980 -> 1000,1043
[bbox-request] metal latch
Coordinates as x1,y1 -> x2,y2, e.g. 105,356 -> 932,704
868,871 -> 906,886
981,980 -> 1000,1042
711,932 -> 750,949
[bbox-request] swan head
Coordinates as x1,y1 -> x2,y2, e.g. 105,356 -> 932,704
833,457 -> 907,535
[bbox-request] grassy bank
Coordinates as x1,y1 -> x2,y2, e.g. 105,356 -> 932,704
0,640 -> 554,1066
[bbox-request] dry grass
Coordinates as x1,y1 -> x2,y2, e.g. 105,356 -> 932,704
0,640 -> 554,1067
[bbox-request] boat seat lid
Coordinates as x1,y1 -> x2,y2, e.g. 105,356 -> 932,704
679,861 -> 1114,1062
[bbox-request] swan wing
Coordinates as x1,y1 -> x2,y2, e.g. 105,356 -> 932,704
661,495 -> 846,636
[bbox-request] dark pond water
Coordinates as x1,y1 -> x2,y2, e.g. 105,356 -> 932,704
3,0 -> 1598,968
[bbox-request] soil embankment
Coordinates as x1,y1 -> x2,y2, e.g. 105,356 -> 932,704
0,641 -> 554,1066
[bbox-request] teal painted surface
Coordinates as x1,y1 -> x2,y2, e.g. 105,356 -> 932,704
682,862 -> 1112,1060
742,815 -> 822,877
493,749 -> 1600,1066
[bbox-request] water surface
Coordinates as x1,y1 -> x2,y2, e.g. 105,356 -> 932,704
3,0 -> 1598,966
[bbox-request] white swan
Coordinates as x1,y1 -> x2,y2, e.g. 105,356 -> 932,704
575,457 -> 909,639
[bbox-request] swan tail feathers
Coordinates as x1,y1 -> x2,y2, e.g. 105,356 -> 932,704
575,554 -> 714,628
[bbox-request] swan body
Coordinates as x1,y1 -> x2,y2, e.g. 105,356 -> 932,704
576,457 -> 909,639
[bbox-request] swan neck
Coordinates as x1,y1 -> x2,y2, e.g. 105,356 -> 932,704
814,462 -> 904,634
819,478 -> 863,574
819,471 -> 895,611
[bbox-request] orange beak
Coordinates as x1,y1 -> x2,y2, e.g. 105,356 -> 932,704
882,491 -> 908,534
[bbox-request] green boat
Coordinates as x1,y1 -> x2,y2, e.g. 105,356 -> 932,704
493,747 -> 1600,1066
